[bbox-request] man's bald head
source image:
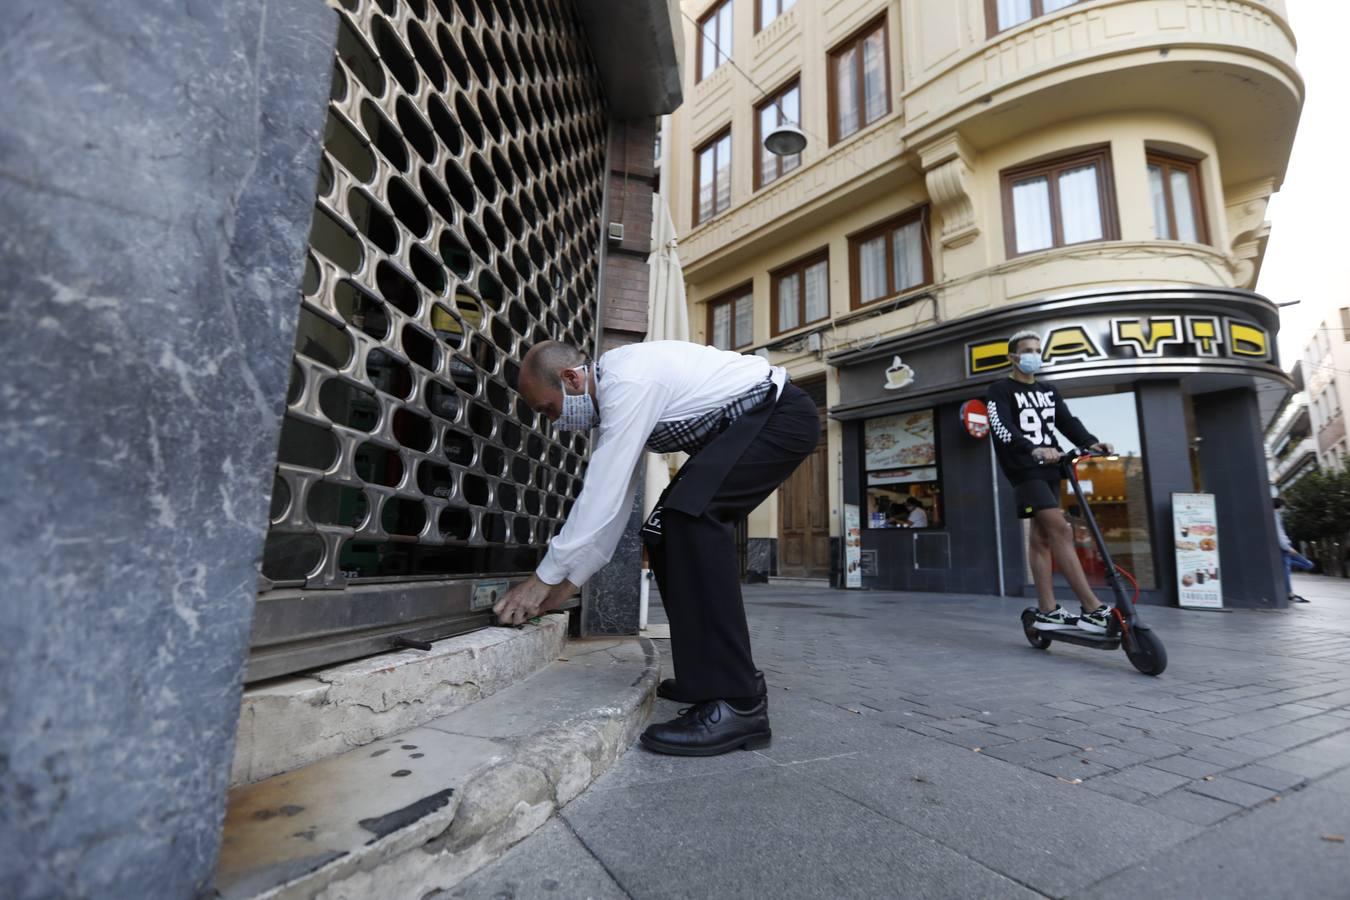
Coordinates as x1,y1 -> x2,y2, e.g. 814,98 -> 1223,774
518,341 -> 589,422
521,341 -> 585,391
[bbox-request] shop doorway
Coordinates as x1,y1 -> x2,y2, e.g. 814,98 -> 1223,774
779,378 -> 830,578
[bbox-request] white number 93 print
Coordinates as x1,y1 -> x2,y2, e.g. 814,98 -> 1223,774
1019,406 -> 1057,445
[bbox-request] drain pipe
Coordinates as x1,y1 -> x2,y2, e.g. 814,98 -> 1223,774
991,440 -> 1005,596
639,567 -> 650,629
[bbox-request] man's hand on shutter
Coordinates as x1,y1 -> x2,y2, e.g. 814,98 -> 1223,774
493,574 -> 579,626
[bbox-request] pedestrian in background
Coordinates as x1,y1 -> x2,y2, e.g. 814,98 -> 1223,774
1273,497 -> 1313,603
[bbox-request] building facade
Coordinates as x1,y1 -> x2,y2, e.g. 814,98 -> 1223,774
1303,308 -> 1350,469
664,0 -> 1301,606
1265,360 -> 1317,492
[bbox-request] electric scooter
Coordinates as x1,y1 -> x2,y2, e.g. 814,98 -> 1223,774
1020,450 -> 1168,676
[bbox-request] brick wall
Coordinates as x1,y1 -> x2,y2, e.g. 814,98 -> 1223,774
600,117 -> 657,353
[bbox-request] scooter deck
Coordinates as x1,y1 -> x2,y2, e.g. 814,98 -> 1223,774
1040,629 -> 1121,651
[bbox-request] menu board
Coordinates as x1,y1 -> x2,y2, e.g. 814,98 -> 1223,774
844,503 -> 861,588
864,410 -> 936,470
1172,493 -> 1222,609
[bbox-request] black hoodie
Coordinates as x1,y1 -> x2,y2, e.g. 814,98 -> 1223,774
986,377 -> 1097,482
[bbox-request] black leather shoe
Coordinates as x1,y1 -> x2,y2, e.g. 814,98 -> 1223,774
639,699 -> 771,756
657,670 -> 767,703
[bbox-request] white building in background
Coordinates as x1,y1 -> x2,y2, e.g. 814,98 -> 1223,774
1304,308 -> 1350,470
1265,361 -> 1317,492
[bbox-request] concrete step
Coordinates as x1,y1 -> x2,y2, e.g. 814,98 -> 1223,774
767,576 -> 832,588
231,614 -> 571,787
213,635 -> 658,899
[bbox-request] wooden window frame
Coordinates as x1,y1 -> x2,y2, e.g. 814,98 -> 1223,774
1146,149 -> 1209,245
754,77 -> 802,191
770,248 -> 830,337
692,126 -> 732,227
984,0 -> 1084,38
847,206 -> 933,310
999,145 -> 1119,260
696,0 -> 733,84
755,0 -> 795,33
706,283 -> 754,351
826,14 -> 892,146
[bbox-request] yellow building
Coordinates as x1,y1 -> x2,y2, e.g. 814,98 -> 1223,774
662,0 -> 1302,607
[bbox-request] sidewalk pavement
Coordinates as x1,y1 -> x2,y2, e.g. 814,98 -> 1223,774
440,575 -> 1350,899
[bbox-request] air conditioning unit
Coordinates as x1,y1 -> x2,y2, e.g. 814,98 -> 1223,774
607,222 -> 624,242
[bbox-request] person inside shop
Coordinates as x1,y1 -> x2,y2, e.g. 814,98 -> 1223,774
1272,497 -> 1313,603
491,340 -> 819,756
901,495 -> 928,528
985,330 -> 1115,633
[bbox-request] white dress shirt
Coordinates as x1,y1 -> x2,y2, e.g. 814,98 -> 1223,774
535,341 -> 787,586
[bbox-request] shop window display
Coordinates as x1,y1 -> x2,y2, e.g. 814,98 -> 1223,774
1048,391 -> 1155,588
863,409 -> 942,528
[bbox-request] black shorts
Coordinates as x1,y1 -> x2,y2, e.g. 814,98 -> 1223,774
1012,473 -> 1061,519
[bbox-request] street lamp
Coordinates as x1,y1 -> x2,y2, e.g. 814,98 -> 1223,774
764,123 -> 807,157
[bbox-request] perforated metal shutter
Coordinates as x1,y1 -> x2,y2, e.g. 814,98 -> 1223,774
250,0 -> 609,681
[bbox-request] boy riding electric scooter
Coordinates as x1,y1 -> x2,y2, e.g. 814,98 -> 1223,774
986,331 -> 1168,675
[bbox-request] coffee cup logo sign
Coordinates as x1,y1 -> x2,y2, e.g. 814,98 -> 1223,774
965,315 -> 1270,376
884,355 -> 916,390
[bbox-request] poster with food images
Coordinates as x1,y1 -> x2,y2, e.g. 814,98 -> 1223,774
844,504 -> 862,589
1172,492 -> 1222,609
864,410 -> 936,470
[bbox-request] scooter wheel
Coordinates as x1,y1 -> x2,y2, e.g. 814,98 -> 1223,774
1021,610 -> 1051,650
1125,628 -> 1167,676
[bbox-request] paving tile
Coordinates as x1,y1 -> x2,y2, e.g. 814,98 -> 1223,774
1242,722 -> 1340,752
1091,766 -> 1192,797
1083,788 -> 1350,899
1318,767 -> 1350,794
1077,745 -> 1152,770
1083,780 -> 1149,804
1260,749 -> 1350,780
988,722 -> 1052,741
978,737 -> 1076,765
1080,721 -> 1152,741
1187,775 -> 1280,808
1048,729 -> 1119,751
563,765 -> 1038,900
1114,736 -> 1189,760
1225,763 -> 1308,793
1152,707 -> 1229,725
437,819 -> 627,900
744,694 -> 913,764
1140,789 -> 1243,826
1122,695 -> 1194,714
1182,743 -> 1263,769
1146,755 -> 1225,779
791,744 -> 1197,898
1026,755 -> 1114,782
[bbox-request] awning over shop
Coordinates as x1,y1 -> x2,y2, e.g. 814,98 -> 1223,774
829,287 -> 1293,421
643,196 -> 689,519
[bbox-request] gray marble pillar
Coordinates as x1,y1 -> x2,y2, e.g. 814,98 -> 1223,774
581,468 -> 645,635
0,2 -> 335,897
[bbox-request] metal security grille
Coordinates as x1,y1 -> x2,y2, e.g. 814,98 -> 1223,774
251,0 -> 608,680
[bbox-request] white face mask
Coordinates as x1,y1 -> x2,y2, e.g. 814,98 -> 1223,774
556,366 -> 598,432
1016,352 -> 1043,375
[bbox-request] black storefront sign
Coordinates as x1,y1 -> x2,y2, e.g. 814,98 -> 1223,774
829,288 -> 1291,608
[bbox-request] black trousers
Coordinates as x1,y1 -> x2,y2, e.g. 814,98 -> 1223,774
646,383 -> 820,701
